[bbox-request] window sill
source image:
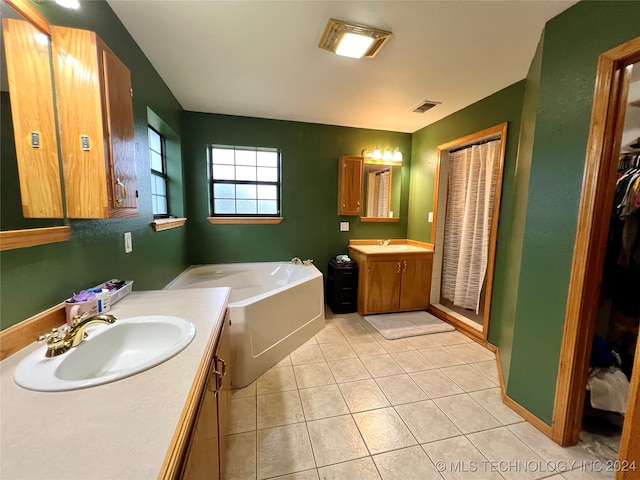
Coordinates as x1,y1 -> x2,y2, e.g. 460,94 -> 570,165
0,226 -> 71,251
151,217 -> 187,231
207,217 -> 283,225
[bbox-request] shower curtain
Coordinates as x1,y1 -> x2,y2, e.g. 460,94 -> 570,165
441,139 -> 501,313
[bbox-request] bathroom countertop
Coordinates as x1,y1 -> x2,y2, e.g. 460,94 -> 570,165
348,243 -> 434,255
0,287 -> 231,480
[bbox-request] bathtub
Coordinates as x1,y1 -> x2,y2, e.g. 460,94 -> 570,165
165,262 -> 325,387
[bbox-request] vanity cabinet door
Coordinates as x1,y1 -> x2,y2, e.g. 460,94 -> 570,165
52,26 -> 138,219
366,261 -> 401,313
215,313 -> 232,477
338,156 -> 363,216
399,258 -> 432,311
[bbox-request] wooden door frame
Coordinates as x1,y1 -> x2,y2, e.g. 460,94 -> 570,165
429,122 -> 508,341
552,36 -> 640,476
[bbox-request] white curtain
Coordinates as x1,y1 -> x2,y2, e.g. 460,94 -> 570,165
441,139 -> 500,312
366,169 -> 390,217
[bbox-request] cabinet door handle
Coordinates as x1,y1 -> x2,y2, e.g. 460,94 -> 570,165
397,262 -> 401,273
219,357 -> 227,379
115,178 -> 126,205
403,261 -> 407,272
342,203 -> 346,208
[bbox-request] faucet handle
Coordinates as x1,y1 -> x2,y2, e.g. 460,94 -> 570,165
37,327 -> 61,343
303,259 -> 314,266
72,311 -> 89,326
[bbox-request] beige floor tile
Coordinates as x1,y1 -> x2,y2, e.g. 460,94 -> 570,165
353,407 -> 418,455
507,421 -> 600,464
327,358 -> 371,383
257,390 -> 305,429
409,370 -> 464,398
407,335 -> 443,350
293,363 -> 335,389
395,400 -> 461,444
391,350 -> 436,373
315,326 -> 347,344
256,423 -> 315,479
290,345 -> 326,365
445,343 -> 494,363
275,356 -> 293,368
317,457 -> 381,479
257,365 -> 298,395
225,431 -> 257,480
303,336 -> 318,346
230,396 -> 256,434
470,360 -> 500,384
469,388 -> 524,425
339,379 -> 391,412
360,354 -> 405,377
422,436 -> 504,480
376,338 -> 416,353
306,415 -> 369,467
298,384 -> 349,421
440,364 -> 497,392
467,427 -> 547,480
271,469 -> 319,480
373,445 -> 444,480
319,342 -> 357,361
350,340 -> 387,357
563,468 -> 614,480
418,347 -> 466,368
374,374 -> 428,405
433,394 -> 501,434
431,330 -> 474,346
231,381 -> 256,399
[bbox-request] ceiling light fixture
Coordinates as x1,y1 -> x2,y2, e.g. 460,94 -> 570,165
318,19 -> 392,59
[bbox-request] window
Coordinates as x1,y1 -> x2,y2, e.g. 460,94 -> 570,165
209,145 -> 280,216
148,126 -> 168,217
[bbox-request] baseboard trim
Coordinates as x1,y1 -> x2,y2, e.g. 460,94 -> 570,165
0,303 -> 65,360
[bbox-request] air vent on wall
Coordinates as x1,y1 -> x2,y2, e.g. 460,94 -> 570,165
412,100 -> 441,113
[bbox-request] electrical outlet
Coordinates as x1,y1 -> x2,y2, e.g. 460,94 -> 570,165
124,232 -> 132,253
428,212 -> 433,223
340,221 -> 349,232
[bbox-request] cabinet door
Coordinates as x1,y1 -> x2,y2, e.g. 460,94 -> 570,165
101,46 -> 138,214
338,156 -> 363,216
366,261 -> 401,313
215,314 -> 232,477
399,258 -> 432,311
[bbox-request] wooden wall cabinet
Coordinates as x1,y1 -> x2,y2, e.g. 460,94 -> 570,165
349,249 -> 433,316
52,26 -> 138,219
181,312 -> 231,479
2,18 -> 63,218
338,156 -> 363,216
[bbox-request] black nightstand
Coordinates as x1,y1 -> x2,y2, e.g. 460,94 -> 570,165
326,259 -> 358,314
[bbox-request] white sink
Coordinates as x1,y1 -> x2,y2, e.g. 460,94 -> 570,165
14,315 -> 196,392
374,244 -> 410,251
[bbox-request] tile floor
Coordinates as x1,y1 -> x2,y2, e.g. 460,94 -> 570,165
224,310 -> 615,480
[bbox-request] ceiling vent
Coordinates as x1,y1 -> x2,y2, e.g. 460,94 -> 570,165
318,19 -> 392,59
412,100 -> 441,113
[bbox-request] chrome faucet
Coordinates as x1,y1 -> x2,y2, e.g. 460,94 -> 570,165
291,257 -> 303,265
37,313 -> 117,357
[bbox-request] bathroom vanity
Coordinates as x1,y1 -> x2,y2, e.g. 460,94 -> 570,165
349,241 -> 433,316
0,287 -> 231,479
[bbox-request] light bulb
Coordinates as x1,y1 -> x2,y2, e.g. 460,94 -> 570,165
372,146 -> 382,160
382,148 -> 392,161
393,148 -> 403,162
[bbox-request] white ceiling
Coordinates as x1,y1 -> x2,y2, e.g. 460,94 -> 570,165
107,0 -> 577,133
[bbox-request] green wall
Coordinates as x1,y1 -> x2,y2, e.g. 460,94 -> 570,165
0,1 -> 188,329
182,112 -> 411,276
507,0 -> 640,424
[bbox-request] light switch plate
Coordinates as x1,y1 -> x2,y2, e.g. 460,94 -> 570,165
340,221 -> 349,232
124,232 -> 132,253
428,212 -> 433,223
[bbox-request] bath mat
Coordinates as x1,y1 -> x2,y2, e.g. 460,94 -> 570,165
364,311 -> 454,340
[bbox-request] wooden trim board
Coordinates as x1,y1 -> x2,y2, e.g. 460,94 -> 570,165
207,217 -> 283,225
0,302 -> 65,360
152,217 -> 187,231
5,0 -> 51,35
0,226 -> 70,251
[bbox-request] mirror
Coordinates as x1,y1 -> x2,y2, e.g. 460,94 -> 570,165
362,160 -> 402,220
1,0 -> 65,230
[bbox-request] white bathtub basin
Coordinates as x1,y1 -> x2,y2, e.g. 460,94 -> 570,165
14,315 -> 196,392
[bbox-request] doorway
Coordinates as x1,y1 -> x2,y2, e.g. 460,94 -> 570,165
552,36 -> 640,480
429,123 -> 508,340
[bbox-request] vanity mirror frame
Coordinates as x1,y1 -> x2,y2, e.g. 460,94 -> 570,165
360,158 -> 402,223
0,0 -> 70,251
